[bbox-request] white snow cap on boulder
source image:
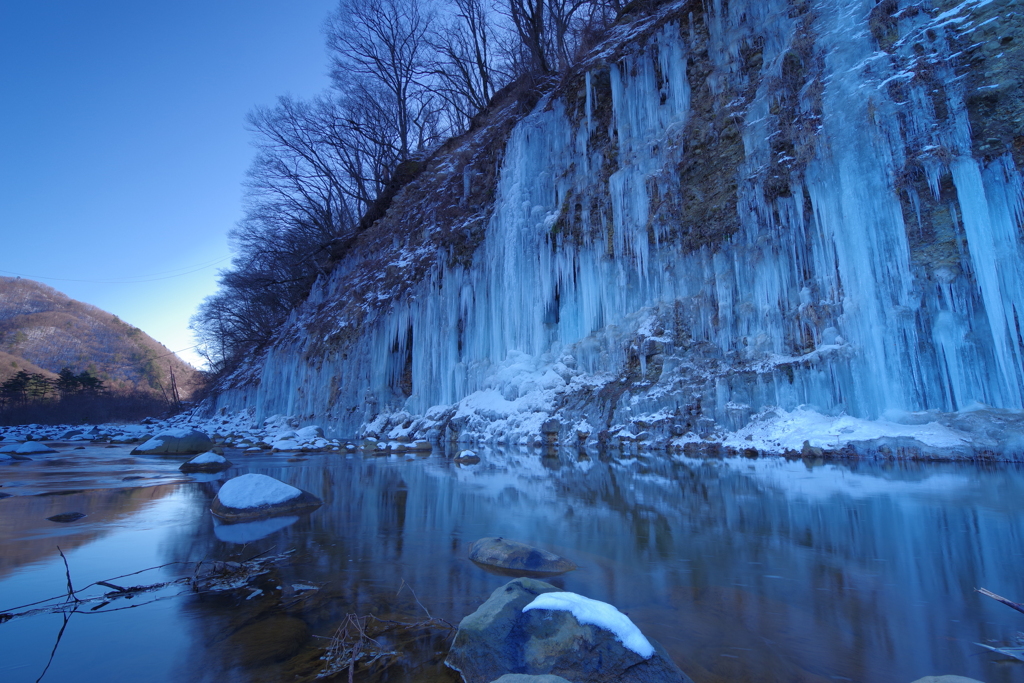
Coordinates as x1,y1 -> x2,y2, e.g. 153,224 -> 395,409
217,473 -> 301,509
523,592 -> 655,657
131,428 -> 213,455
190,452 -> 227,464
15,441 -> 57,454
296,425 -> 324,439
211,473 -> 322,522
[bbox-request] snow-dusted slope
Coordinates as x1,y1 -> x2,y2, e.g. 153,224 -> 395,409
212,0 -> 1024,457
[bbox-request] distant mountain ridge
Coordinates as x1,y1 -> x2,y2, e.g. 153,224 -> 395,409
0,277 -> 198,398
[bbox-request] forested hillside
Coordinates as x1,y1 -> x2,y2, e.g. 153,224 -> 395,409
0,277 -> 198,399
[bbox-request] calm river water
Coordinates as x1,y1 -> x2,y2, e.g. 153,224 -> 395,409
1,443 -> 1023,683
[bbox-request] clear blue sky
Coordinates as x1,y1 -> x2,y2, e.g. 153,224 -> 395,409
0,0 -> 337,367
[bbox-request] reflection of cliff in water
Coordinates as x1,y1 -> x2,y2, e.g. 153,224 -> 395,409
159,449 -> 1024,683
0,484 -> 180,581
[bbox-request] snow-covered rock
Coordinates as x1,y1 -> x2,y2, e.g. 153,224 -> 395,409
131,429 -> 214,455
15,441 -> 57,455
454,449 -> 481,464
179,451 -> 233,473
445,578 -> 690,683
211,473 -> 322,522
523,592 -> 654,657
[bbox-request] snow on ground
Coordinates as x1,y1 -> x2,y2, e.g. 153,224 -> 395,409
523,592 -> 655,657
216,473 -> 301,509
0,387 -> 1011,461
722,406 -> 969,453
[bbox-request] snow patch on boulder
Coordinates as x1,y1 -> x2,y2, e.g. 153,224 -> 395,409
217,473 -> 301,509
15,441 -> 57,454
523,592 -> 654,658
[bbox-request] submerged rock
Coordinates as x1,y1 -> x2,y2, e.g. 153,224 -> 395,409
131,429 -> 214,455
469,537 -> 576,576
221,614 -> 310,665
446,578 -> 690,683
211,473 -> 322,521
47,512 -> 86,523
490,676 -> 573,683
909,678 -> 985,683
179,451 -> 233,473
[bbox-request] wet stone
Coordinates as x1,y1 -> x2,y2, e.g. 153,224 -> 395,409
47,512 -> 86,523
220,614 -> 310,666
469,537 -> 577,576
446,578 -> 691,683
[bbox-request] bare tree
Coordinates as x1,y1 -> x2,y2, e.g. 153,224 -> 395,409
326,0 -> 442,159
501,0 -> 618,76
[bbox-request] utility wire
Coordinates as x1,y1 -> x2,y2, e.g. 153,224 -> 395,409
0,256 -> 231,284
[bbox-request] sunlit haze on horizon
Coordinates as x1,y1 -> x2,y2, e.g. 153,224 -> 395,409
0,0 -> 338,368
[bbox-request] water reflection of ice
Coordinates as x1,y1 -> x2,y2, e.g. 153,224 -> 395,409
212,515 -> 299,544
694,456 -> 981,503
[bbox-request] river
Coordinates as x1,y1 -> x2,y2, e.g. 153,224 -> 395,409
1,443 -> 1022,682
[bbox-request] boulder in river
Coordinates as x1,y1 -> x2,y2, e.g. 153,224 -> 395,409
446,578 -> 691,683
469,537 -> 576,576
47,512 -> 86,523
455,449 -> 481,464
179,451 -> 233,473
211,473 -> 322,522
14,441 -> 57,455
131,429 -> 214,455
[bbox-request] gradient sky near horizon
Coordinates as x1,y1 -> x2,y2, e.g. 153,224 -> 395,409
0,0 -> 338,368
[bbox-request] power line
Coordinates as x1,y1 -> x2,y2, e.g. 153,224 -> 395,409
0,256 -> 231,284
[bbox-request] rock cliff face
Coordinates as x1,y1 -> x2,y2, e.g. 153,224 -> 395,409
212,0 -> 1024,456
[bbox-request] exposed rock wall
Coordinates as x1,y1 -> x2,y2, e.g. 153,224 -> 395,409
213,0 -> 1024,456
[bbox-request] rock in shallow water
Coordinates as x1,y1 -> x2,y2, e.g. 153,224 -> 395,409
455,449 -> 481,464
220,614 -> 310,666
47,512 -> 86,523
179,451 -> 233,473
469,537 -> 576,576
130,429 -> 214,456
445,578 -> 691,683
15,441 -> 57,455
211,473 -> 322,522
490,676 -> 573,683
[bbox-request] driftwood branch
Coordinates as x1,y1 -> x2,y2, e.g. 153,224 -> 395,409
0,548 -> 299,622
976,587 -> 1024,617
96,581 -> 128,593
56,547 -> 79,604
34,608 -> 75,683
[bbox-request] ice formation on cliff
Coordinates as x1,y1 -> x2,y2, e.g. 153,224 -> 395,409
212,0 -> 1024,455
